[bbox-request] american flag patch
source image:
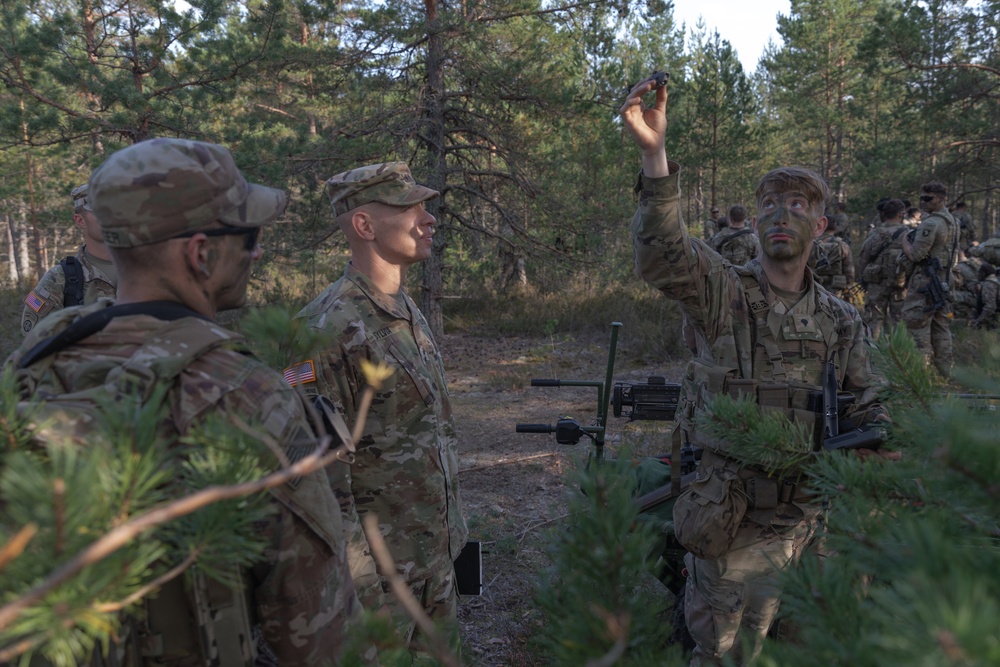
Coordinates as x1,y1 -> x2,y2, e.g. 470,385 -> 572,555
283,360 -> 316,386
24,291 -> 45,312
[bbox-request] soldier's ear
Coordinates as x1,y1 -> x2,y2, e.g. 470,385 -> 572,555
751,217 -> 758,233
182,235 -> 213,278
72,213 -> 86,230
813,215 -> 828,239
350,209 -> 377,241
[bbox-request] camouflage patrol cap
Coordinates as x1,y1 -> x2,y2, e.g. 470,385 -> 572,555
326,162 -> 438,217
89,138 -> 287,248
71,183 -> 92,211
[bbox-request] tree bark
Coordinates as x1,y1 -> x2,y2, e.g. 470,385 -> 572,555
420,0 -> 446,339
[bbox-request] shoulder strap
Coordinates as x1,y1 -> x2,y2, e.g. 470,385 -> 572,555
870,226 -> 908,265
715,228 -> 753,251
18,301 -> 212,370
60,256 -> 85,307
738,273 -> 788,382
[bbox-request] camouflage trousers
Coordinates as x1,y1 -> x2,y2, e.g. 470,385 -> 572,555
683,505 -> 824,667
902,281 -> 953,377
863,284 -> 904,340
384,565 -> 459,653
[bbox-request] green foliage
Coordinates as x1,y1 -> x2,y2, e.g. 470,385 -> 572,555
235,304 -> 336,372
753,325 -> 1000,665
534,452 -> 687,666
696,394 -> 816,476
0,372 -> 275,664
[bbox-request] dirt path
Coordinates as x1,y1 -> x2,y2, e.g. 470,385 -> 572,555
444,332 -> 685,665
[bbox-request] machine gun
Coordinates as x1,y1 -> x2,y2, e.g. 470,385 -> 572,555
515,322 -> 685,464
917,256 -> 950,313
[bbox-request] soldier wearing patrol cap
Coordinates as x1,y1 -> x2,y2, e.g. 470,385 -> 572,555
621,74 -> 890,667
286,161 -> 469,651
8,138 -> 364,665
20,183 -> 118,335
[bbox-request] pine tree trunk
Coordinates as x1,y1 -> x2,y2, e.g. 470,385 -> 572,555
420,0 -> 446,339
4,211 -> 18,285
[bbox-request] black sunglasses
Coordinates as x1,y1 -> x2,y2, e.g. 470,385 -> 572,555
919,195 -> 938,202
173,225 -> 261,251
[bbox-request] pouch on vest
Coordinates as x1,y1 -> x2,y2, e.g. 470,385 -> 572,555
830,275 -> 848,289
672,460 -> 748,560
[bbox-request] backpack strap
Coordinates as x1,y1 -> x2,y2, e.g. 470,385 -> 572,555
714,227 -> 754,252
60,256 -> 85,307
739,273 -> 788,382
18,301 -> 213,370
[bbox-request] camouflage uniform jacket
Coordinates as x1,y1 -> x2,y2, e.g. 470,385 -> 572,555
808,233 -> 855,291
632,167 -> 887,467
9,301 -> 358,665
21,244 -> 118,335
969,238 -> 1000,266
293,263 -> 468,586
909,209 -> 958,271
709,226 -> 760,266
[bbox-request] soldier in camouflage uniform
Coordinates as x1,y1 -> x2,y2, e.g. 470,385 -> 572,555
7,139 -> 363,665
952,201 -> 976,254
709,204 -> 759,265
621,77 -> 889,667
807,217 -> 855,298
969,231 -> 1000,266
901,181 -> 959,377
21,183 -> 118,335
950,256 -> 985,323
286,162 -> 469,650
703,206 -> 721,240
858,199 -> 909,338
972,263 -> 999,329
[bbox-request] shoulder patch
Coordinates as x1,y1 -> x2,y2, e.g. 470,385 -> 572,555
283,360 -> 316,386
24,291 -> 45,312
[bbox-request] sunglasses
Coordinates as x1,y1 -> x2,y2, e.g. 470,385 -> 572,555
919,195 -> 939,202
173,225 -> 262,251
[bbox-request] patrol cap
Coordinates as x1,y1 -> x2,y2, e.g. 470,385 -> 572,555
326,162 -> 438,217
71,183 -> 92,211
89,138 -> 287,248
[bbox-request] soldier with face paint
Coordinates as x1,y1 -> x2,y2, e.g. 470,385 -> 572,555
620,75 -> 890,666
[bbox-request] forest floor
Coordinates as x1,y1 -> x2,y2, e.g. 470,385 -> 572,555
442,330 -> 686,666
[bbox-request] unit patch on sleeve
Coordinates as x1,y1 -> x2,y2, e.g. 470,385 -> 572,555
283,360 -> 317,386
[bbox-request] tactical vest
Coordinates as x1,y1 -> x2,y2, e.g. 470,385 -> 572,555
676,272 -> 851,460
16,302 -> 261,667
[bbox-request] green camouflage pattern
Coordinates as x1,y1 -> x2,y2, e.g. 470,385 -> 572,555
291,263 -> 468,619
89,138 -> 287,248
951,257 -> 985,322
858,222 -> 908,338
683,503 -> 825,666
956,211 -> 976,252
326,162 -> 439,217
902,210 -> 958,376
709,227 -> 760,266
631,166 -> 886,665
21,244 -> 118,335
808,232 -> 855,296
8,301 -> 361,666
71,183 -> 92,211
969,237 -> 1000,265
974,274 -> 999,328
